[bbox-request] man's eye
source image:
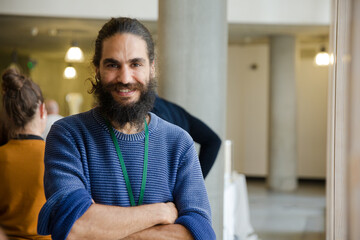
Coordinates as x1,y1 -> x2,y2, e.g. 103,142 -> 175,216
107,63 -> 118,68
131,63 -> 141,67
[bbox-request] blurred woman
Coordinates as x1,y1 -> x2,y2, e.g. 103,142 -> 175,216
0,68 -> 50,239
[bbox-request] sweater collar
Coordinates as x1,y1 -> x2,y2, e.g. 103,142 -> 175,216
92,107 -> 158,141
13,134 -> 44,140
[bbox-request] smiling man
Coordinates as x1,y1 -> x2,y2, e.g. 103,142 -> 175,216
37,17 -> 215,240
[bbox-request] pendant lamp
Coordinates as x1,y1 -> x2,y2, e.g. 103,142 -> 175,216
315,47 -> 330,66
65,41 -> 84,63
64,65 -> 77,79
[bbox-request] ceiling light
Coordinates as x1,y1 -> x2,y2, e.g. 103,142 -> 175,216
64,65 -> 77,79
315,47 -> 330,66
31,27 -> 39,37
65,41 -> 84,63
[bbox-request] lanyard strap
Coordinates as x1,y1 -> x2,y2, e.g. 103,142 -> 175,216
105,118 -> 149,206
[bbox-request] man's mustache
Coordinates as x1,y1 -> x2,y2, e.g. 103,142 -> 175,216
103,82 -> 143,92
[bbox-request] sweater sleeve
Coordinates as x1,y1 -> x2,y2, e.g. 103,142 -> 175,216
37,123 -> 93,240
174,143 -> 216,240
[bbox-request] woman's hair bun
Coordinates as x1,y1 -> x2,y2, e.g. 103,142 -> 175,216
1,67 -> 44,135
2,68 -> 25,94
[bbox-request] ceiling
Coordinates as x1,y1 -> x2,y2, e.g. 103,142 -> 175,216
0,15 -> 330,59
0,15 -> 158,59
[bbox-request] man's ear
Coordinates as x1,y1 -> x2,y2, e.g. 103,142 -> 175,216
95,69 -> 100,81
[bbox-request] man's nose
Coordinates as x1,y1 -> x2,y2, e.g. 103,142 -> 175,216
117,66 -> 132,84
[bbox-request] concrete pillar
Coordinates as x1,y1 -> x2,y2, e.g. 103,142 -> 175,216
158,0 -> 227,238
268,36 -> 298,191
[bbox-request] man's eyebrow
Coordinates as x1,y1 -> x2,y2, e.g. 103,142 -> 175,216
103,58 -> 120,65
130,58 -> 146,64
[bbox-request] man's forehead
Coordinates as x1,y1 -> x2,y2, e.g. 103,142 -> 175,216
101,33 -> 149,60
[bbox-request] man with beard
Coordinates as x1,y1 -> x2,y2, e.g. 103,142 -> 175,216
37,17 -> 215,240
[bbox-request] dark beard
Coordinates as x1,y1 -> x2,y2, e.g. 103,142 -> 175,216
94,78 -> 157,131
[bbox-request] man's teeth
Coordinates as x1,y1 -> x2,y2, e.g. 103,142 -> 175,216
119,89 -> 131,92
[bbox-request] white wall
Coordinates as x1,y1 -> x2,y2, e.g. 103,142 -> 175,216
0,0 -> 330,25
296,42 -> 328,178
227,0 -> 330,24
227,41 -> 328,178
0,0 -> 158,20
227,44 -> 269,176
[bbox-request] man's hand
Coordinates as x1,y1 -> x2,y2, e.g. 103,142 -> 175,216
160,202 -> 178,224
120,203 -> 194,240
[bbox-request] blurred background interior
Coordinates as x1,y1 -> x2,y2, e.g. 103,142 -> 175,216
0,1 -> 332,240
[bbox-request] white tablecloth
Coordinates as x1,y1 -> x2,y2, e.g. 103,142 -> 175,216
223,172 -> 259,240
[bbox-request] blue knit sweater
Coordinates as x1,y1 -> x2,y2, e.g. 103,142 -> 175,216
37,107 -> 215,240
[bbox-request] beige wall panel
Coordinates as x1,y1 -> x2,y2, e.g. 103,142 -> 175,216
227,44 -> 269,176
297,53 -> 328,178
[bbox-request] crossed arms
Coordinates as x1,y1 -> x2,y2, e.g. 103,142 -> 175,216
67,202 -> 193,240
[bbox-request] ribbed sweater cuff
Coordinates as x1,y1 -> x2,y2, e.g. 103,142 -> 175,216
175,212 -> 216,240
38,188 -> 92,240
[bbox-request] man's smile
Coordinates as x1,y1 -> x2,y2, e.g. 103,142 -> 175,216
115,88 -> 137,97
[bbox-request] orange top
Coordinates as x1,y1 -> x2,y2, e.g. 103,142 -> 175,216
0,138 -> 51,240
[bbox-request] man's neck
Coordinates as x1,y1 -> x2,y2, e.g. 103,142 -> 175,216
111,114 -> 150,134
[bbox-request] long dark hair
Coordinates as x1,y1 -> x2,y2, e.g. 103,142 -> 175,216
1,68 -> 44,139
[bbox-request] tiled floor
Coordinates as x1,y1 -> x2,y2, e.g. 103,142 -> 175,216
247,178 -> 326,240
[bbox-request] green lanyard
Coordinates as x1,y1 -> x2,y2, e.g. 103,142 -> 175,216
105,118 -> 149,206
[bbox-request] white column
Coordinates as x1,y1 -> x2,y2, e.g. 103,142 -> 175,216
158,1 -> 227,238
268,36 -> 298,191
